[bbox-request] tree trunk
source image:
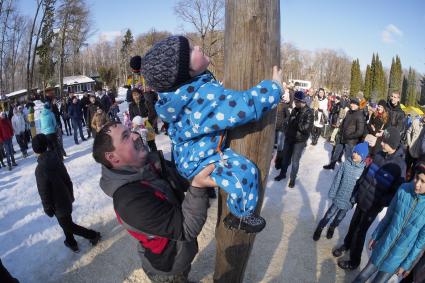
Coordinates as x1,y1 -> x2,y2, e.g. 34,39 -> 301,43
59,14 -> 68,99
0,0 -> 12,92
30,5 -> 46,91
214,1 -> 280,282
26,0 -> 42,92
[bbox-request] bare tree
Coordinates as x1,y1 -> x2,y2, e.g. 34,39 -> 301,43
26,0 -> 43,92
0,0 -> 13,92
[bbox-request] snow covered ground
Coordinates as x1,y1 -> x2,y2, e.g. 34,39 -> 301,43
0,97 -> 396,283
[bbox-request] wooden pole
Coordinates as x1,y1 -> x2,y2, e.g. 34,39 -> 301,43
213,1 -> 280,282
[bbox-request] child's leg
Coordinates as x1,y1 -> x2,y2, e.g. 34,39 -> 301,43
329,208 -> 348,228
210,149 -> 259,218
317,204 -> 339,229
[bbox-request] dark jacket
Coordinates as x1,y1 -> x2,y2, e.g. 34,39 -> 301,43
99,94 -> 111,113
329,102 -> 341,127
51,103 -> 61,125
35,150 -> 74,217
129,99 -> 148,120
340,109 -> 365,145
285,105 -> 314,143
275,102 -> 290,132
355,146 -> 406,213
387,101 -> 405,133
68,101 -> 83,121
144,91 -> 158,122
99,152 -> 209,275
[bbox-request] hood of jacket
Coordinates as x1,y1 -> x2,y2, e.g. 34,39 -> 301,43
99,165 -> 145,197
155,73 -> 213,124
37,150 -> 62,170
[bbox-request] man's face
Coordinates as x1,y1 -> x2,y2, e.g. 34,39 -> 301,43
132,92 -> 140,102
350,103 -> 359,111
414,173 -> 425,194
390,93 -> 400,105
90,97 -> 95,103
294,100 -> 304,109
107,124 -> 148,168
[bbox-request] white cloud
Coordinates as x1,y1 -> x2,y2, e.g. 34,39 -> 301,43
98,31 -> 121,42
381,24 -> 403,43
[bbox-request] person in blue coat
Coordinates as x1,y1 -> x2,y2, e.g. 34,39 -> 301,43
68,96 -> 87,144
313,142 -> 368,241
353,161 -> 425,283
136,35 -> 283,233
40,102 -> 62,160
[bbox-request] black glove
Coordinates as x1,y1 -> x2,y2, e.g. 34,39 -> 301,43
44,208 -> 54,217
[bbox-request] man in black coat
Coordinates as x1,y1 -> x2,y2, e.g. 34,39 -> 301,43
68,97 -> 86,144
333,127 -> 406,270
129,88 -> 148,120
32,134 -> 100,253
275,91 -> 314,188
324,98 -> 365,170
387,92 -> 405,133
144,87 -> 159,133
86,94 -> 100,138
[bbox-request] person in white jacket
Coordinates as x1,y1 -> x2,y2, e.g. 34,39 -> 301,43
11,106 -> 28,157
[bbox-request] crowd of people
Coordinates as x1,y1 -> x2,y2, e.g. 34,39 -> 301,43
1,35 -> 425,283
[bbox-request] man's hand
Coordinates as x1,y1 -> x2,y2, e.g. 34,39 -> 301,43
272,66 -> 283,86
368,239 -> 376,250
396,267 -> 410,278
191,164 -> 217,188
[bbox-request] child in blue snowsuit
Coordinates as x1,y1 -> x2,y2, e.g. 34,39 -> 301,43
313,142 -> 369,241
136,35 -> 282,233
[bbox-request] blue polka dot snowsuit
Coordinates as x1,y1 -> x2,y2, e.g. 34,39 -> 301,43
155,73 -> 282,217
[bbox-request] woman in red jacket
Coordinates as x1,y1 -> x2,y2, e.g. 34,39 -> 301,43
0,112 -> 17,170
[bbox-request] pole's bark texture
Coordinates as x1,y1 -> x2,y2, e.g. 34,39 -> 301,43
214,1 -> 280,282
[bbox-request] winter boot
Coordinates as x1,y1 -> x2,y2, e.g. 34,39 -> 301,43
89,232 -> 101,246
288,179 -> 295,188
323,162 -> 336,170
223,213 -> 266,233
313,226 -> 323,241
332,245 -> 348,257
64,241 -> 80,253
337,259 -> 359,271
326,226 -> 335,239
274,172 -> 286,181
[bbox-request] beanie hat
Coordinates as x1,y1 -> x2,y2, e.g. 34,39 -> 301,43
350,97 -> 360,106
415,161 -> 425,175
139,36 -> 191,92
382,127 -> 401,150
353,142 -> 369,161
32,134 -> 48,154
130,55 -> 142,73
294,91 -> 306,103
132,115 -> 144,126
378,99 -> 387,108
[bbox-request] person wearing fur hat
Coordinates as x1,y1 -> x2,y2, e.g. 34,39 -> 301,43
353,161 -> 425,282
313,142 -> 368,241
275,91 -> 314,188
32,134 -> 101,253
324,97 -> 365,170
91,106 -> 109,137
365,99 -> 389,157
136,35 -> 283,234
333,127 -> 406,271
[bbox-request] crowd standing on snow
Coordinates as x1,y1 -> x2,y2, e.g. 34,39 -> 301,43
1,35 -> 425,283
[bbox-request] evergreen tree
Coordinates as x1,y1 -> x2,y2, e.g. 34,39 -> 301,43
419,76 -> 425,106
401,76 -> 408,105
36,0 -> 56,89
388,55 -> 403,97
349,59 -> 362,97
406,67 -> 417,106
120,29 -> 134,83
363,64 -> 372,100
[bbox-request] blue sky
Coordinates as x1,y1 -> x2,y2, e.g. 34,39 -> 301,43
19,0 -> 425,74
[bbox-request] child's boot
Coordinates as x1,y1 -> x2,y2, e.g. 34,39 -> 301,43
313,225 -> 323,241
223,213 -> 266,233
326,226 -> 335,239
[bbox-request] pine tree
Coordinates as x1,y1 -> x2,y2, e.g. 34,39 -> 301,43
406,67 -> 417,106
363,64 -> 372,100
36,0 -> 56,90
350,59 -> 362,97
419,76 -> 425,106
120,29 -> 134,83
388,55 -> 403,97
401,76 -> 408,105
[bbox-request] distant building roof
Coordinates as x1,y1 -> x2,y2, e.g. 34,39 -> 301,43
56,75 -> 95,87
6,89 -> 27,98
